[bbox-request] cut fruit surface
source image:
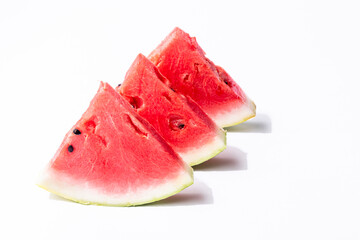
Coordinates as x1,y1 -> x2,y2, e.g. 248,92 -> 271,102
117,54 -> 226,166
37,82 -> 193,206
149,27 -> 256,127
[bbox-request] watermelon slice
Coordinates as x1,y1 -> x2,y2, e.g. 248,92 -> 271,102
148,27 -> 256,128
116,54 -> 226,166
37,82 -> 193,206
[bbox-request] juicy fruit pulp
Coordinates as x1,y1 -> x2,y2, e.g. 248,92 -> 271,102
117,54 -> 226,166
37,82 -> 193,206
149,27 -> 256,128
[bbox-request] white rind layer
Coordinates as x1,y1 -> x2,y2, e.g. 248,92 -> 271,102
213,96 -> 256,128
179,128 -> 226,166
37,165 -> 193,206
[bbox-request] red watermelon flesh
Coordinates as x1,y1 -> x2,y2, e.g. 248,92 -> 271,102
37,82 -> 193,206
148,27 -> 256,128
116,54 -> 226,166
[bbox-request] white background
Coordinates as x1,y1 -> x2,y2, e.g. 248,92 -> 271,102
1,0 -> 359,239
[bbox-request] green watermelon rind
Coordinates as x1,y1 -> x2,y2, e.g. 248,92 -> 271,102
188,130 -> 227,167
37,166 -> 194,207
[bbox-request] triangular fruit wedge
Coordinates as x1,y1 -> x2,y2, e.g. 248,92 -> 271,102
116,54 -> 226,166
149,27 -> 256,128
37,82 -> 193,206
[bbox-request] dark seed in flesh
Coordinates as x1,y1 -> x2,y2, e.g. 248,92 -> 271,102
178,124 -> 185,129
73,129 -> 81,135
118,83 -> 122,87
170,88 -> 175,92
68,145 -> 74,152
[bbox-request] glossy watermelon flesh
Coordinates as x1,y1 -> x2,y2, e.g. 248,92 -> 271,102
37,82 -> 193,206
116,54 -> 226,166
148,27 -> 256,128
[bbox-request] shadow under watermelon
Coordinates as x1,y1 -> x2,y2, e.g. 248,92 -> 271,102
147,178 -> 213,207
225,113 -> 272,133
193,146 -> 247,172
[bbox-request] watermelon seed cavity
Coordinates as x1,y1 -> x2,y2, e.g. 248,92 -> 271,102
162,92 -> 172,102
85,119 -> 97,133
169,114 -> 186,131
126,115 -> 148,138
129,96 -> 143,109
193,63 -> 200,73
182,74 -> 190,83
153,66 -> 169,85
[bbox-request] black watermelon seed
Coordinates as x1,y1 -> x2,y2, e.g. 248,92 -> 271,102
73,129 -> 81,135
170,88 -> 175,92
178,123 -> 185,129
224,80 -> 229,85
68,145 -> 74,152
118,83 -> 122,87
